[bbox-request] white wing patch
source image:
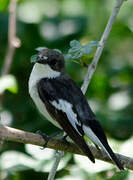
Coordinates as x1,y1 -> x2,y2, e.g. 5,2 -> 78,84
51,99 -> 82,135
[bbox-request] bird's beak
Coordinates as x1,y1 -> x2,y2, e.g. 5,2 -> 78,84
35,59 -> 41,63
30,53 -> 48,64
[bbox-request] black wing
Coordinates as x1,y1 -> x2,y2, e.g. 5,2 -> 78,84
37,75 -> 95,163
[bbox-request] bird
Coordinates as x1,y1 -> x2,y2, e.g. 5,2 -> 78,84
28,48 -> 124,170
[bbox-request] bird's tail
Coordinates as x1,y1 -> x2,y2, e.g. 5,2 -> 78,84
83,125 -> 124,170
101,140 -> 124,170
75,136 -> 95,163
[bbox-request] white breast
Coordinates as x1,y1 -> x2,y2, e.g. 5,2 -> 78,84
28,63 -> 61,128
29,63 -> 60,92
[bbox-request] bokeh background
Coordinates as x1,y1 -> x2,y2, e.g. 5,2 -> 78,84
0,0 -> 133,179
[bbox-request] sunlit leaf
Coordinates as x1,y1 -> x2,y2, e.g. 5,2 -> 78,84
81,41 -> 98,54
0,110 -> 13,126
74,154 -> 112,173
108,170 -> 128,180
25,144 -> 72,172
0,75 -> 18,94
82,46 -> 92,54
0,0 -> 9,11
67,40 -> 98,64
0,151 -> 37,173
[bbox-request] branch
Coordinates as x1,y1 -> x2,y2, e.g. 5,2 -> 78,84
1,0 -> 20,76
81,0 -> 126,94
0,125 -> 133,170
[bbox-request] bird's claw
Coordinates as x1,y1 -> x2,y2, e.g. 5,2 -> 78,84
36,130 -> 50,149
61,134 -> 70,148
36,130 -> 63,149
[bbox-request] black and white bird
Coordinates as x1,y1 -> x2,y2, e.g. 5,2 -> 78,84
28,48 -> 124,170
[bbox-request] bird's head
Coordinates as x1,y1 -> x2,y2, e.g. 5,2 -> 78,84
35,48 -> 65,73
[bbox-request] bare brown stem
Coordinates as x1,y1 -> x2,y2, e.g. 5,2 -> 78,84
0,0 -> 20,149
1,0 -> 20,76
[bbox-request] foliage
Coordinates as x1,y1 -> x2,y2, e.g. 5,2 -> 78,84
0,0 -> 133,179
67,40 -> 98,66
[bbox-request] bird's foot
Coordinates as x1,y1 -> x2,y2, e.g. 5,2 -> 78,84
36,130 -> 63,149
61,134 -> 70,147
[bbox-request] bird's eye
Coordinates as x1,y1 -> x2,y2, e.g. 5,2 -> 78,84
51,59 -> 57,65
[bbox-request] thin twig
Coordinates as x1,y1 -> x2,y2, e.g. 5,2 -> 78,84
1,0 -> 20,76
81,0 -> 126,94
0,125 -> 132,170
48,151 -> 64,180
0,0 -> 20,104
48,144 -> 64,180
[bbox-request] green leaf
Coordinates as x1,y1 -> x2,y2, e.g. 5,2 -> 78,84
82,46 -> 92,54
67,40 -> 98,65
68,40 -> 82,60
108,170 -> 129,180
74,153 -> 112,173
82,41 -> 98,55
0,75 -> 18,94
30,54 -> 38,63
0,0 -> 9,11
70,40 -> 82,49
87,41 -> 98,47
68,48 -> 80,53
0,150 -> 37,172
25,144 -> 72,172
72,51 -> 83,59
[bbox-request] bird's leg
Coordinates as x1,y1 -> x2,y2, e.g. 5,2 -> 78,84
61,133 -> 70,147
61,134 -> 68,142
36,130 -> 63,148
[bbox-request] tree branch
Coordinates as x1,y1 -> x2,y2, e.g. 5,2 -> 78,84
0,125 -> 133,170
81,0 -> 126,94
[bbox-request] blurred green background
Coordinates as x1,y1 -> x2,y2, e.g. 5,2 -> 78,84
0,0 -> 133,179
